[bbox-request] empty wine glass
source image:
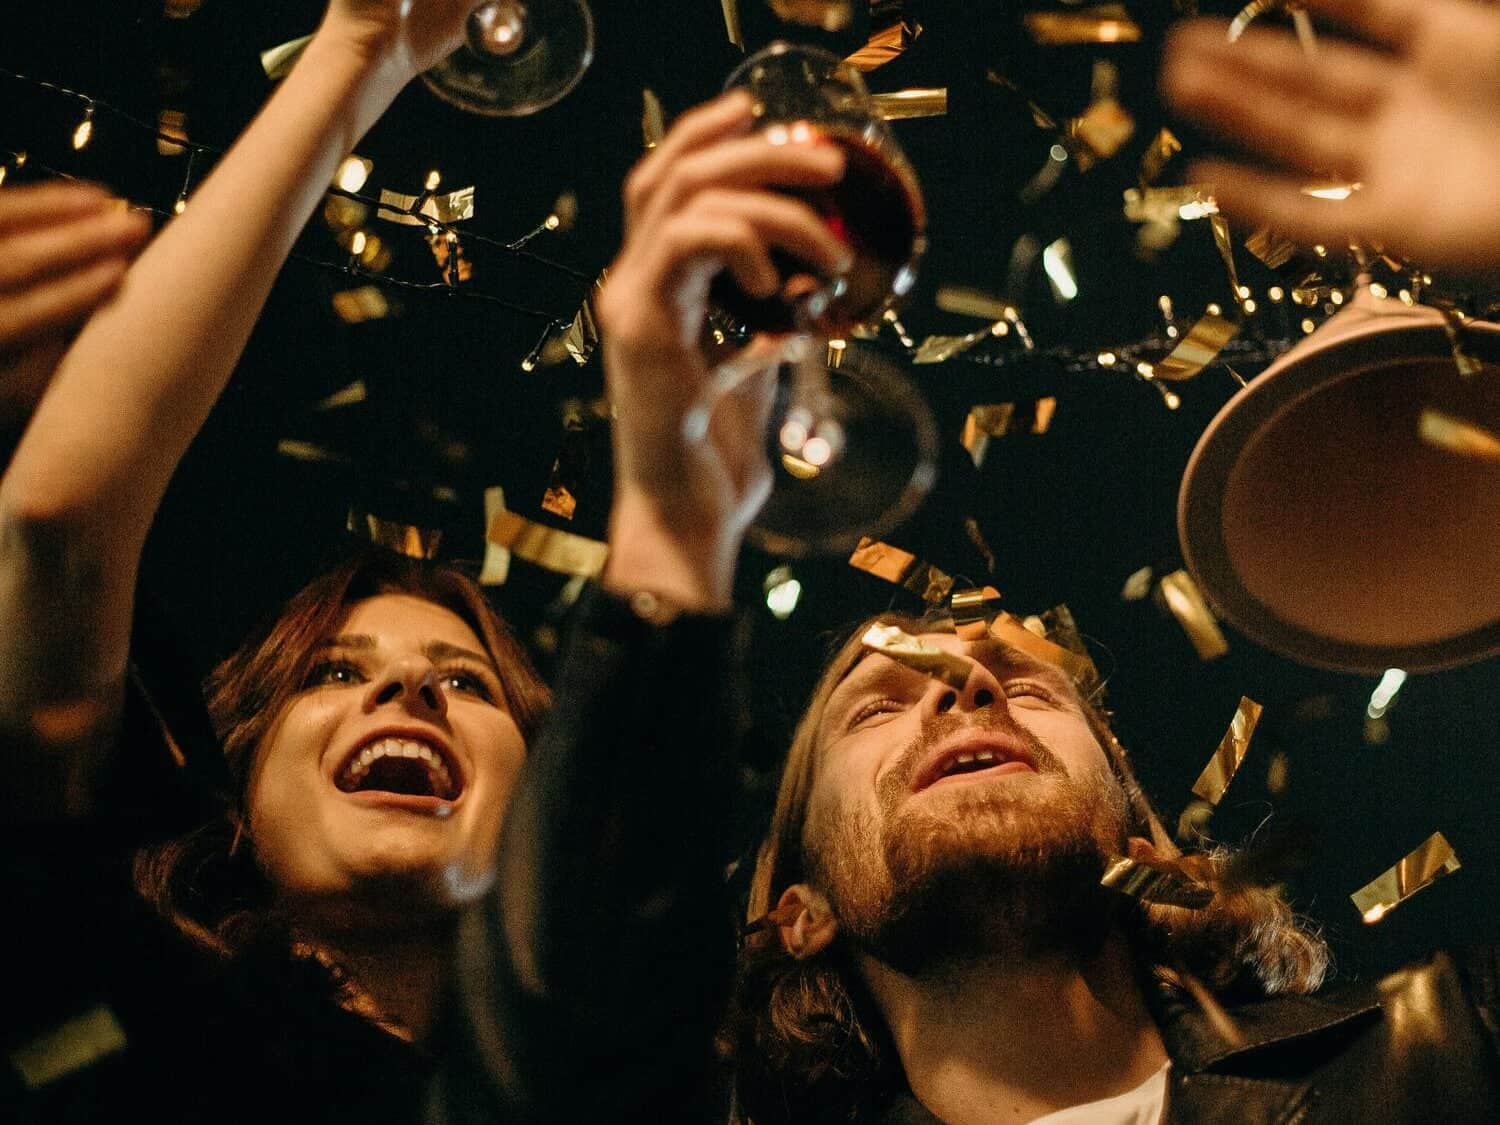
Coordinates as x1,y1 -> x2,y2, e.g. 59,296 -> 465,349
422,0 -> 595,117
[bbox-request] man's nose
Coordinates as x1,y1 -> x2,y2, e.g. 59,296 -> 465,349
363,656 -> 448,718
925,657 -> 1007,718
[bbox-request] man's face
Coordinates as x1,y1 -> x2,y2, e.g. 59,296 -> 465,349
802,632 -> 1129,969
247,594 -> 527,928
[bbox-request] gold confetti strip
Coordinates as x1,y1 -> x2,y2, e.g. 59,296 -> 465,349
1068,63 -> 1135,170
872,88 -> 948,120
720,0 -> 744,47
1209,214 -> 1244,307
1100,854 -> 1214,908
376,186 -> 475,227
347,510 -> 443,560
1419,409 -> 1500,462
848,537 -> 955,605
9,1005 -> 127,1089
1138,127 -> 1181,187
770,0 -> 853,31
277,439 -> 352,466
1153,312 -> 1240,382
1120,565 -> 1154,602
913,327 -> 993,365
1266,750 -> 1290,795
948,585 -> 1004,641
961,399 -> 1057,468
1352,831 -> 1462,925
989,611 -> 1099,692
487,510 -> 608,579
1024,4 -> 1142,44
479,487 -> 511,586
845,17 -> 922,73
312,380 -> 367,411
331,286 -> 395,324
962,516 -> 1000,577
1191,696 -> 1263,805
935,285 -> 1015,322
563,277 -> 605,366
1244,226 -> 1302,271
156,108 -> 189,156
1155,569 -> 1230,661
642,89 -> 666,149
861,623 -> 973,691
540,404 -> 592,521
1433,304 -> 1484,377
260,33 -> 313,80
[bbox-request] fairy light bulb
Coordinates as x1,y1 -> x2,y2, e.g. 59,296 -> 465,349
72,103 -> 95,150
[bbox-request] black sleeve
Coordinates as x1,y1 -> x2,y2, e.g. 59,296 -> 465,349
435,583 -> 743,1124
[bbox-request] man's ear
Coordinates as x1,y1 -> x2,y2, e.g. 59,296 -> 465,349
774,884 -> 838,960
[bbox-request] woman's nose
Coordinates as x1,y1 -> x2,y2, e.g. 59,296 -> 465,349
926,657 -> 1007,718
363,656 -> 448,718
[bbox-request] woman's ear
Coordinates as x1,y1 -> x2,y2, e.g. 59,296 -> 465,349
773,884 -> 838,960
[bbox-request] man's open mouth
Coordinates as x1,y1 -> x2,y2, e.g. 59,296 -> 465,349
910,738 -> 1036,793
335,737 -> 462,801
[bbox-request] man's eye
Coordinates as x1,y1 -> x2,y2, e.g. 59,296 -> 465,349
1005,681 -> 1061,706
303,660 -> 364,689
849,698 -> 904,728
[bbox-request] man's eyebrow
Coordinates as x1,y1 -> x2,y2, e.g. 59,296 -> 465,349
964,637 -> 1078,691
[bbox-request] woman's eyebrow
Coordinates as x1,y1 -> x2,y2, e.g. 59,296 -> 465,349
317,633 -> 375,651
424,639 -> 496,670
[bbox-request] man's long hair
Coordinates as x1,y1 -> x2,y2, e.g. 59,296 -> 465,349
726,612 -> 1329,1124
132,552 -> 552,959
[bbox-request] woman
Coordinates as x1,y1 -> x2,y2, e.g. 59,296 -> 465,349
1,4 -> 846,1119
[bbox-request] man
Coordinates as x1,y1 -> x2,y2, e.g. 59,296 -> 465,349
729,611 -> 1500,1124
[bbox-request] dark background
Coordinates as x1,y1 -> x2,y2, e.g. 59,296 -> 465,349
3,0 -> 1496,982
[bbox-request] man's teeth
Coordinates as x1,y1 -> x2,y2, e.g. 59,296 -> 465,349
942,748 -> 1006,776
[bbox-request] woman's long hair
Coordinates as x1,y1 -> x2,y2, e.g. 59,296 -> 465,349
726,612 -> 1329,1124
132,553 -> 551,958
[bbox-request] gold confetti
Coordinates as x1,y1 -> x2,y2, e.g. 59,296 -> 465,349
1138,127 -> 1181,187
1123,185 -> 1218,225
935,286 -> 1016,322
1120,566 -> 1154,602
1209,213 -> 1244,307
845,17 -> 922,72
540,403 -> 592,521
872,88 -> 948,120
948,585 -> 1004,641
156,108 -> 189,156
9,1005 -> 127,1089
563,276 -> 605,365
1024,4 -> 1142,44
312,381 -> 367,411
848,537 -> 955,605
376,186 -> 475,227
1067,62 -> 1135,170
479,487 -> 512,586
260,33 -> 313,80
1101,853 -> 1214,908
720,0 -> 744,47
861,623 -> 973,691
1191,696 -> 1263,805
988,610 -> 1099,692
1155,569 -> 1229,661
276,439 -> 352,466
331,286 -> 396,324
1434,303 -> 1484,377
642,89 -> 666,150
1153,312 -> 1239,382
770,0 -> 853,30
1266,751 -> 1290,795
347,510 -> 443,560
487,510 -> 608,578
961,399 -> 1057,468
1419,409 -> 1500,462
1352,831 -> 1461,924
962,516 -> 1000,577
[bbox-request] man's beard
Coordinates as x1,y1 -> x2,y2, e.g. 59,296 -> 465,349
810,714 -> 1129,976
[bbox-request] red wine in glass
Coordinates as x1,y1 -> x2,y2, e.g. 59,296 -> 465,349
709,128 -> 927,336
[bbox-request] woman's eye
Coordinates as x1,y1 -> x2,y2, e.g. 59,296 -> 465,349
303,660 -> 364,689
441,669 -> 495,701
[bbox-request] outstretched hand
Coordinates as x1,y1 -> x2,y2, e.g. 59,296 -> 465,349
0,182 -> 150,434
321,0 -> 481,84
1162,0 -> 1500,277
597,91 -> 849,609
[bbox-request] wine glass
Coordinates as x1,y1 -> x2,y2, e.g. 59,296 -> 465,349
422,0 -> 595,117
696,42 -> 935,556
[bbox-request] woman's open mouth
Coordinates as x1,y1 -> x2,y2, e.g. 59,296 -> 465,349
335,737 -> 462,802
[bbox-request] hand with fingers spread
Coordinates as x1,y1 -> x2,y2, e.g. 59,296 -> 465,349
1162,0 -> 1500,277
597,90 -> 851,610
0,183 -> 150,433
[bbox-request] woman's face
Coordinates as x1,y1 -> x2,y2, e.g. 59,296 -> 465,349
246,593 -> 527,923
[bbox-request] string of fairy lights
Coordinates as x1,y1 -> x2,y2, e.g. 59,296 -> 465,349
0,66 -> 588,330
